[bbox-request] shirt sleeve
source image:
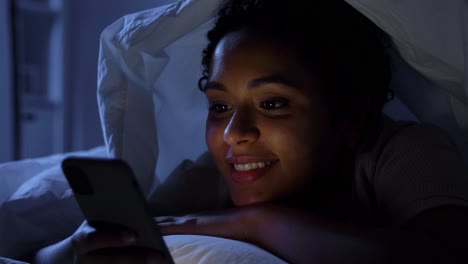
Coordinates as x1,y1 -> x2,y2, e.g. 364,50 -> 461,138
373,123 -> 468,225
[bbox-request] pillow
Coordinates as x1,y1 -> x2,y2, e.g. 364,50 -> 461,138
0,146 -> 106,204
0,146 -> 107,260
165,235 -> 287,264
0,257 -> 28,264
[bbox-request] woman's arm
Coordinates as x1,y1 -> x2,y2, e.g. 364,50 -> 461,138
158,204 -> 468,264
254,205 -> 468,264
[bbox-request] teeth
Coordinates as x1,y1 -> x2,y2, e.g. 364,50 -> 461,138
233,161 -> 272,171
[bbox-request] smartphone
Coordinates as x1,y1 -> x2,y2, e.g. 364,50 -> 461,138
61,157 -> 174,264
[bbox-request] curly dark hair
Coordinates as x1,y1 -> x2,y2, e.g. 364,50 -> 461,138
198,0 -> 392,123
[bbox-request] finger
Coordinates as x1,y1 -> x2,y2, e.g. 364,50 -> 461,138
78,248 -> 164,264
158,219 -> 199,235
158,222 -> 185,235
73,228 -> 137,255
154,216 -> 178,223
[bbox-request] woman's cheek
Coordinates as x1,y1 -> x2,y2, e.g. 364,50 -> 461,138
205,120 -> 226,153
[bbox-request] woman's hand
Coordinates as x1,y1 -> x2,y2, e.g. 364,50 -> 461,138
156,204 -> 280,244
71,221 -> 163,264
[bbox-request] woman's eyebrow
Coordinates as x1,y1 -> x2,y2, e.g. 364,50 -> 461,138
204,81 -> 226,91
204,74 -> 298,92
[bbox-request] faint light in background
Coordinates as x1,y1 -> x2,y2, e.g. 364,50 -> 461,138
13,0 -> 66,159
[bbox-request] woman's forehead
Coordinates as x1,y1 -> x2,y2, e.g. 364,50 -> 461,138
214,30 -> 294,59
207,31 -> 321,97
211,31 -> 308,79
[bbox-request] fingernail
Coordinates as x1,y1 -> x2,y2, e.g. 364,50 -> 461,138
121,230 -> 136,243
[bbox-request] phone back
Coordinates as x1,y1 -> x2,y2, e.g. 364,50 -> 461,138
62,157 -> 174,264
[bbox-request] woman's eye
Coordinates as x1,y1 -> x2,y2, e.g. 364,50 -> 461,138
209,103 -> 232,113
260,98 -> 289,110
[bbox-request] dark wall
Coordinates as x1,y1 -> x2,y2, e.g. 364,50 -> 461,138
0,1 -> 14,162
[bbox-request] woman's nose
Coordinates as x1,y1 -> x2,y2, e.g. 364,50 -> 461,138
223,109 -> 260,146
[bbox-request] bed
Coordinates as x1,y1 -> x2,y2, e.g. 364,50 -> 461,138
1,0 -> 467,263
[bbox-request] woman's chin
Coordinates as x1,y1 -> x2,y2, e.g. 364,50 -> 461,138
230,190 -> 271,207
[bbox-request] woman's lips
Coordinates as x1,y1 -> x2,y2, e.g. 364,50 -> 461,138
226,156 -> 277,184
231,166 -> 272,184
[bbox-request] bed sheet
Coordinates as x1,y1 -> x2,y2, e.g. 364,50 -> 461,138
0,146 -> 108,261
0,146 -> 108,204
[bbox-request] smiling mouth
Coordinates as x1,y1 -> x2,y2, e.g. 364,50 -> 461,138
229,160 -> 277,184
233,161 -> 273,171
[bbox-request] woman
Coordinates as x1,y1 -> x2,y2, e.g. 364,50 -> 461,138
35,0 -> 468,263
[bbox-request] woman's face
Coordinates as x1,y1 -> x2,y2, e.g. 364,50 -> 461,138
205,31 -> 343,206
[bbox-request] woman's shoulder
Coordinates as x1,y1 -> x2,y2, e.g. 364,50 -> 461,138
353,115 -> 468,226
358,114 -> 460,163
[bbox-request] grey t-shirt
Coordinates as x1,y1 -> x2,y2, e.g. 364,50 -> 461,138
353,116 -> 468,226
